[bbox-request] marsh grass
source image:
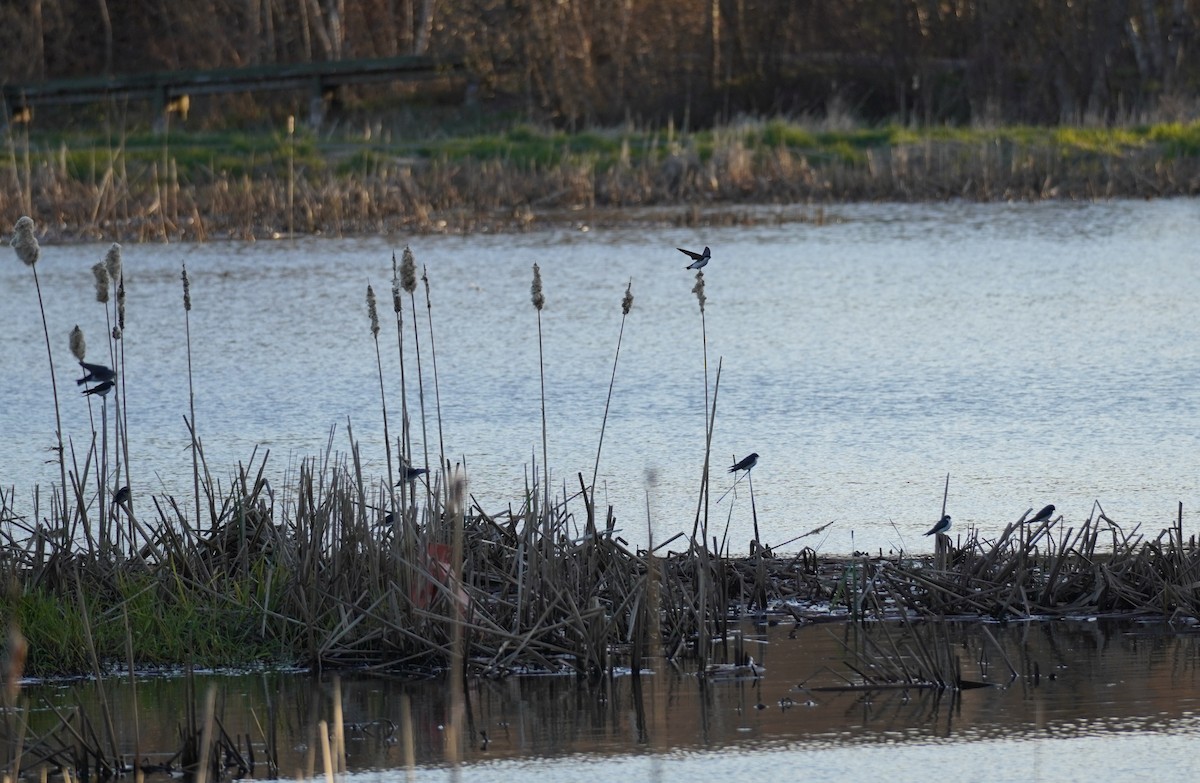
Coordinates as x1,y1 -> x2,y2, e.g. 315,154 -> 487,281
5,219 -> 1200,782
5,120 -> 1200,240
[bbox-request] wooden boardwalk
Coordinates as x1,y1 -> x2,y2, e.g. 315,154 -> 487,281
3,55 -> 466,128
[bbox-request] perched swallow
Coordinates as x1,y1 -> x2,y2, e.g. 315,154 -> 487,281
82,380 -> 114,397
925,514 -> 952,536
728,453 -> 759,473
112,486 -> 130,505
77,361 -> 115,385
396,465 -> 429,485
678,246 -> 711,270
1028,504 -> 1055,524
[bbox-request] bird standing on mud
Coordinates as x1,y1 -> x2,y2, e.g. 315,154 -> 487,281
678,246 -> 711,270
1028,504 -> 1055,524
729,453 -> 759,473
925,514 -> 952,536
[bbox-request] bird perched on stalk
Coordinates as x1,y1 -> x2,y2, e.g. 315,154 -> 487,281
396,464 -> 429,484
82,380 -> 114,397
925,514 -> 952,536
729,453 -> 759,473
1028,504 -> 1055,524
77,360 -> 115,385
678,246 -> 711,270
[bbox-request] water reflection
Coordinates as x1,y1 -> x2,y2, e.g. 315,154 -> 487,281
16,619 -> 1200,781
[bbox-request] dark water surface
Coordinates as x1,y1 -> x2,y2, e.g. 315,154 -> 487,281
4,200 -> 1200,554
20,619 -> 1200,782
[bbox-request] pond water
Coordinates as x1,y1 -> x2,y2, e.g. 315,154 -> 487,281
3,199 -> 1200,554
18,619 -> 1200,782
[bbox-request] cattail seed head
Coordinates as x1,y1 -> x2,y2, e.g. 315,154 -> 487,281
92,261 -> 110,303
401,246 -> 417,293
367,284 -> 380,337
104,243 -> 122,282
181,265 -> 192,312
622,280 -> 634,315
117,279 -> 126,333
531,263 -> 545,311
391,252 -> 403,314
691,270 -> 706,313
69,325 -> 86,361
112,326 -> 122,340
11,216 -> 39,267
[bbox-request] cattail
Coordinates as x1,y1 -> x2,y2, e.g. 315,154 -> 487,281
5,624 -> 27,705
531,263 -> 545,310
69,325 -> 86,361
10,216 -> 38,267
112,326 -> 122,340
367,284 -> 380,336
182,265 -> 192,311
104,242 -> 122,282
117,278 -> 126,332
92,261 -> 110,303
691,270 -> 706,313
401,246 -> 417,294
390,252 -> 403,314
622,280 -> 634,315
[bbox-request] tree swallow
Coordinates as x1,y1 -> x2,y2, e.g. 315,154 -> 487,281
1029,504 -> 1055,524
396,465 -> 429,484
77,361 -> 115,385
729,452 -> 759,473
678,246 -> 711,270
82,380 -> 114,397
925,514 -> 951,536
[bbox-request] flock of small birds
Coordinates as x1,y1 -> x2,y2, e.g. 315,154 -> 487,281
682,242 -> 1059,546
924,504 -> 1056,536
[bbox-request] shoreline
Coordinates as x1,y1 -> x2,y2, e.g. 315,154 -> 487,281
4,120 -> 1199,243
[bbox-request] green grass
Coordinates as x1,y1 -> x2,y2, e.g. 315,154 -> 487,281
8,117 -> 1197,185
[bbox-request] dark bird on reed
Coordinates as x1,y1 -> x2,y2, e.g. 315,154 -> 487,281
925,514 -> 952,536
396,465 -> 429,484
678,245 -> 711,270
82,380 -> 114,397
112,486 -> 130,506
1029,504 -> 1055,524
76,360 -> 115,385
729,452 -> 759,473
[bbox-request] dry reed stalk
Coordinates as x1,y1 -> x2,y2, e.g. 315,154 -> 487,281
365,283 -> 398,511
401,248 -> 432,513
590,280 -> 634,520
421,266 -> 448,496
530,263 -> 549,530
10,217 -> 70,531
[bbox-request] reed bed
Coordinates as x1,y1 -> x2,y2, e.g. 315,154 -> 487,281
4,123 -> 1200,241
4,214 -> 1200,687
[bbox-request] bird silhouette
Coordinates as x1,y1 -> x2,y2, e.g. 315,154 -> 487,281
925,514 -> 952,536
82,380 -> 114,397
728,453 -> 759,473
678,246 -> 711,270
1028,504 -> 1055,524
396,465 -> 429,484
77,361 -> 115,385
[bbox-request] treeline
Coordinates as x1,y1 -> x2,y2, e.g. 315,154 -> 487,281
1,0 -> 1197,127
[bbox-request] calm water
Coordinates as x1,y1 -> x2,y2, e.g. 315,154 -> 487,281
20,620 -> 1200,782
3,200 -> 1200,554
